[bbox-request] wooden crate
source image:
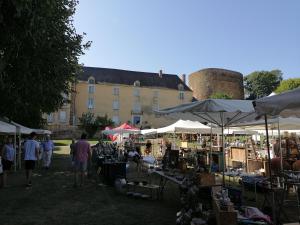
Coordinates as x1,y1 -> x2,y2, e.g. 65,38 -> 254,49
213,198 -> 237,225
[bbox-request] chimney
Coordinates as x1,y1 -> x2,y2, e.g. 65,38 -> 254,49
159,69 -> 163,78
180,74 -> 186,84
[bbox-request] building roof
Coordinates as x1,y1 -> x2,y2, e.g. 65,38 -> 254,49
78,66 -> 192,91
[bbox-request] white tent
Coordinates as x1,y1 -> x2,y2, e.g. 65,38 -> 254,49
10,121 -> 33,134
156,119 -> 218,134
102,128 -> 140,135
33,129 -> 52,135
141,129 -> 157,135
0,121 -> 17,134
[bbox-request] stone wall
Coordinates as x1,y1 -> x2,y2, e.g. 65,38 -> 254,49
188,68 -> 244,100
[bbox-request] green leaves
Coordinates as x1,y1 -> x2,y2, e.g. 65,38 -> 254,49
79,112 -> 114,138
244,70 -> 283,100
209,92 -> 232,99
0,0 -> 90,127
275,78 -> 300,94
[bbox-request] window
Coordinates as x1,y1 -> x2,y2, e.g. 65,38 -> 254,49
113,87 -> 119,96
133,102 -> 141,113
59,111 -> 67,122
88,85 -> 95,94
47,113 -> 54,123
88,77 -> 95,84
112,116 -> 119,125
152,100 -> 159,111
179,91 -> 184,100
132,116 -> 141,125
88,98 -> 94,109
133,88 -> 140,97
112,100 -> 119,110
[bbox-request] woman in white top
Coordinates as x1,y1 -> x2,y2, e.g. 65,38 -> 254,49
1,137 -> 15,187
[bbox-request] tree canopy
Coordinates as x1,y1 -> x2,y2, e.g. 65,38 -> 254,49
209,92 -> 232,99
244,70 -> 283,100
275,78 -> 300,94
79,112 -> 114,138
0,0 -> 90,127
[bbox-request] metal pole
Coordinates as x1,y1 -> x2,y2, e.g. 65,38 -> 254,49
264,115 -> 272,183
264,114 -> 276,224
222,112 -> 226,186
17,127 -> 21,169
14,131 -> 17,172
222,124 -> 225,186
209,126 -> 213,173
278,120 -> 282,172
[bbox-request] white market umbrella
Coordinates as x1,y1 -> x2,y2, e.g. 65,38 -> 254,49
253,88 -> 300,118
156,99 -> 256,185
253,88 -> 300,224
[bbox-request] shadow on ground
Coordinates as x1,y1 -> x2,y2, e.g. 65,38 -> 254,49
0,153 -> 180,225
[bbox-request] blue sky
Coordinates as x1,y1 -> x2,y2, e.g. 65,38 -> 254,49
74,0 -> 300,79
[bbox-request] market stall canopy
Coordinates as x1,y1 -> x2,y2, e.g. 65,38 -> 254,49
156,99 -> 256,186
253,88 -> 300,117
102,123 -> 140,135
33,129 -> 52,135
10,121 -> 34,134
156,119 -> 219,134
141,129 -> 157,135
232,117 -> 300,130
156,99 -> 256,127
0,121 -> 17,134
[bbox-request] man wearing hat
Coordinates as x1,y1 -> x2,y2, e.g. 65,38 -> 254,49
42,135 -> 55,169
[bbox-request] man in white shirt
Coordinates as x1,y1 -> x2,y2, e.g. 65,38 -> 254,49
24,132 -> 39,187
42,135 -> 54,169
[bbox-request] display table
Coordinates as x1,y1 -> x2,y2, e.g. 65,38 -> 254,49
153,170 -> 221,199
126,182 -> 160,199
101,162 -> 127,185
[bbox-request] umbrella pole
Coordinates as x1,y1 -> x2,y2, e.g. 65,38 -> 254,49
17,127 -> 21,169
222,125 -> 225,186
209,126 -> 212,173
264,114 -> 276,223
264,115 -> 272,184
14,132 -> 17,172
278,120 -> 282,172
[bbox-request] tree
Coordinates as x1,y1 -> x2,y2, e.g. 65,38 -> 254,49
275,78 -> 300,94
0,0 -> 91,127
79,112 -> 114,138
209,92 -> 232,99
244,70 -> 283,99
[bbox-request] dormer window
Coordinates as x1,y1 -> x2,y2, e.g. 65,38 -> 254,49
178,84 -> 184,91
88,77 -> 95,84
133,80 -> 140,87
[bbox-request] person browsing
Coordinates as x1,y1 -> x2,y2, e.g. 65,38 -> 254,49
24,132 -> 39,187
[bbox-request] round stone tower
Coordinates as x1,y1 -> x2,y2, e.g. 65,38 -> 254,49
188,68 -> 244,100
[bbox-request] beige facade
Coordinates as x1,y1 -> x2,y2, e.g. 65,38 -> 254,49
46,67 -> 193,130
46,103 -> 71,131
74,80 -> 193,128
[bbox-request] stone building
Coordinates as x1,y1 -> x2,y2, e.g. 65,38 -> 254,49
46,67 -> 193,131
188,68 -> 244,100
